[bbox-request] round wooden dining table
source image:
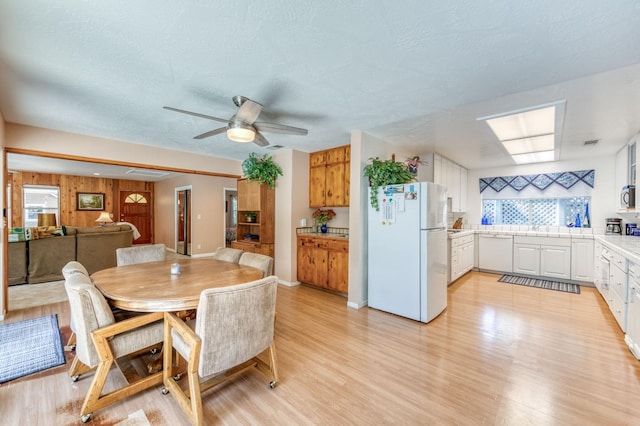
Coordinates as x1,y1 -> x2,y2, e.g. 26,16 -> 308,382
91,258 -> 264,312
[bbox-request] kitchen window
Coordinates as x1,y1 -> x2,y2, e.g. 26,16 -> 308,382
482,196 -> 590,227
23,185 -> 60,228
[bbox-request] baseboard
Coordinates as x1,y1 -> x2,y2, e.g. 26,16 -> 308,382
277,280 -> 301,287
191,252 -> 215,258
347,300 -> 367,309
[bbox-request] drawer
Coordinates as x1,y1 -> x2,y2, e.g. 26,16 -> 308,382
298,237 -> 348,252
461,235 -> 473,245
610,262 -> 627,302
326,240 -> 348,252
609,289 -> 627,332
608,250 -> 627,272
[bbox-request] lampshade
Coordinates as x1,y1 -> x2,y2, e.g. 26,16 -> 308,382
37,213 -> 57,227
226,122 -> 255,142
95,211 -> 113,225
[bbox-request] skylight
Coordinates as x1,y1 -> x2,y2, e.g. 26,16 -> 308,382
478,101 -> 566,165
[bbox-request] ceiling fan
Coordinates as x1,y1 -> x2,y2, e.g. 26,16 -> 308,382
163,96 -> 308,147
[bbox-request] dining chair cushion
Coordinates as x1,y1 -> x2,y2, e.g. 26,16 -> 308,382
65,273 -> 116,367
62,260 -> 90,279
116,244 -> 166,266
238,252 -> 273,277
171,276 -> 277,378
212,247 -> 243,263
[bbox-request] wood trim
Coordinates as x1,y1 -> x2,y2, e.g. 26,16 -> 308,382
5,147 -> 241,179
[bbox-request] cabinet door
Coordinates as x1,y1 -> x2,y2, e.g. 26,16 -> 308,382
462,241 -> 474,273
433,154 -> 443,185
310,151 -> 326,167
440,157 -> 451,198
309,166 -> 326,207
571,239 -> 594,281
327,249 -> 349,293
513,244 -> 539,275
325,162 -> 345,206
325,147 -> 345,164
297,240 -> 327,286
626,284 -> 640,359
237,179 -> 261,212
297,243 -> 316,284
237,179 -> 249,210
459,167 -> 467,212
449,162 -> 461,211
540,245 -> 571,280
344,152 -> 350,206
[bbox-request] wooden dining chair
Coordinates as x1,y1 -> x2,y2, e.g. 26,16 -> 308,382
238,252 -> 273,277
162,276 -> 279,425
62,261 -> 90,350
116,243 -> 166,266
64,272 -> 165,423
211,246 -> 243,263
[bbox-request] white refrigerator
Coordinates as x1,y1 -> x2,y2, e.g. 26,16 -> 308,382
367,182 -> 448,323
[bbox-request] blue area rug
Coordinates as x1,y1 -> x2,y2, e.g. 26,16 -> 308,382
0,314 -> 66,383
498,274 -> 580,294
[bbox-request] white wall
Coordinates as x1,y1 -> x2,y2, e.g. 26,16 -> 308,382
348,130 -> 414,309
154,174 -> 237,256
4,123 -> 243,176
0,113 -> 5,320
466,156 -> 617,231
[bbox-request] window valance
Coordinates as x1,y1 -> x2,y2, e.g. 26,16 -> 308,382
480,170 -> 594,193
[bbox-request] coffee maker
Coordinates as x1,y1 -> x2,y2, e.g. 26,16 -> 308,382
606,218 -> 622,235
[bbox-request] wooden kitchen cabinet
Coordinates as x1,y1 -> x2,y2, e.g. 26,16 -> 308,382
232,179 -> 275,260
297,236 -> 348,294
309,145 -> 350,207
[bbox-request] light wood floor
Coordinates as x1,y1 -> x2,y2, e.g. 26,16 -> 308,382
2,271 -> 640,425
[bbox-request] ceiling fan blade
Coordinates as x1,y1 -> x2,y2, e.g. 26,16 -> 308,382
253,132 -> 270,147
254,121 -> 308,135
163,106 -> 229,124
193,127 -> 227,139
235,98 -> 263,124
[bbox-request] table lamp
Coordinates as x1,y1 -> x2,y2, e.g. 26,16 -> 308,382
95,212 -> 113,226
37,213 -> 57,227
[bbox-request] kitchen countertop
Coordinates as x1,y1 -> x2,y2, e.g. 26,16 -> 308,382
595,234 -> 640,265
297,232 -> 349,240
449,228 -> 596,239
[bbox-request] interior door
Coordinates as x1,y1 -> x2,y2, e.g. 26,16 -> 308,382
119,191 -> 152,245
177,189 -> 191,255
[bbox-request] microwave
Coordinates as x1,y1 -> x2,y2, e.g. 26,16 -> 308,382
622,185 -> 636,208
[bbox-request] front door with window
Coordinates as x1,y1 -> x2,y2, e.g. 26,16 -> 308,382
119,191 -> 152,244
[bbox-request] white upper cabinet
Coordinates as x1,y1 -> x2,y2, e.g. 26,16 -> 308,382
419,153 -> 467,212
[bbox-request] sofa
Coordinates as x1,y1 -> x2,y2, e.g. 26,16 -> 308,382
8,224 -> 134,285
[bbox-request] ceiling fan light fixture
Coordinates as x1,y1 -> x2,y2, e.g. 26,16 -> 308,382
227,122 -> 255,143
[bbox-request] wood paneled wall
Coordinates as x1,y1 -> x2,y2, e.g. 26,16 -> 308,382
9,171 -> 154,228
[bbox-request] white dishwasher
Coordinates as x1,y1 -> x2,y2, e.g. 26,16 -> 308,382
478,234 -> 513,273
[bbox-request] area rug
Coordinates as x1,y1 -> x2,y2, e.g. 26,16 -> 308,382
0,314 -> 66,383
498,274 -> 580,294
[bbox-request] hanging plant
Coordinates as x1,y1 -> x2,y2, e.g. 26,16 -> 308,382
242,153 -> 283,189
363,155 -> 415,211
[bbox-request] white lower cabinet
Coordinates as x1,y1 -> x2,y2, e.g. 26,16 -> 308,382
626,265 -> 640,359
449,234 -> 474,283
571,239 -> 594,281
513,236 -> 571,280
604,245 -> 628,332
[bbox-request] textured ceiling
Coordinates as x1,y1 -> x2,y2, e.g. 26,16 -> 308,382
1,0 -> 640,176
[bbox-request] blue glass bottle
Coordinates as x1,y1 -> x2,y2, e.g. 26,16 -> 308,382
575,213 -> 581,228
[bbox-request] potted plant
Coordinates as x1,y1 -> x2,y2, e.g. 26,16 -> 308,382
312,208 -> 336,233
245,212 -> 257,223
242,153 -> 283,189
363,155 -> 415,211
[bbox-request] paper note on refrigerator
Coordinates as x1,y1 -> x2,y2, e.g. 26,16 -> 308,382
380,198 -> 395,224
